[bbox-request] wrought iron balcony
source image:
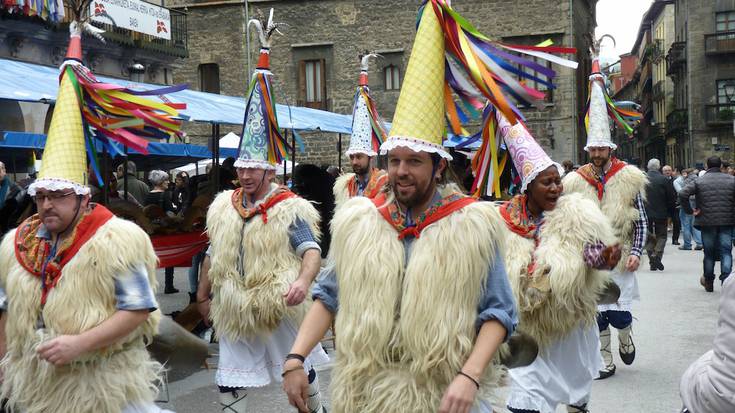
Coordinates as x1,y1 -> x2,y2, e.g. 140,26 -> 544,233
705,31 -> 735,56
666,41 -> 686,76
705,104 -> 735,125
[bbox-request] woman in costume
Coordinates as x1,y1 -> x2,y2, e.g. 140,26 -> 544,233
491,113 -> 622,413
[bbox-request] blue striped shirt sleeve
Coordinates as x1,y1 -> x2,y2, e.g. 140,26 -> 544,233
114,264 -> 158,312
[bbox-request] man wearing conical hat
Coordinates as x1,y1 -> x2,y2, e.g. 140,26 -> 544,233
492,111 -> 623,413
282,4 -> 518,412
562,44 -> 647,381
0,19 -> 180,413
195,10 -> 328,413
333,54 -> 389,207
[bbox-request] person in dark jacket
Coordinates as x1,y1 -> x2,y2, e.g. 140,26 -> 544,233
172,171 -> 191,215
116,160 -> 150,205
679,156 -> 735,292
145,170 -> 178,294
644,158 -> 677,271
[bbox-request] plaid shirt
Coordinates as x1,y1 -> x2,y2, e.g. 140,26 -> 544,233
630,193 -> 648,257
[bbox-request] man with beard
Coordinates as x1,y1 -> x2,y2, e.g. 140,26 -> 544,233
196,14 -> 329,412
333,54 -> 388,207
282,4 -> 518,412
562,51 -> 647,380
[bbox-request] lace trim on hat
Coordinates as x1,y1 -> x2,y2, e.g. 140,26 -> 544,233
345,148 -> 377,157
521,161 -> 564,193
379,136 -> 453,161
584,140 -> 618,151
234,158 -> 277,170
28,178 -> 90,196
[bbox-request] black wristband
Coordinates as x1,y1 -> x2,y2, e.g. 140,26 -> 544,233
457,371 -> 480,390
285,353 -> 305,363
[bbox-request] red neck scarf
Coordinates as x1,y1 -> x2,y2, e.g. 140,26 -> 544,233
575,157 -> 627,201
500,195 -> 543,276
14,204 -> 114,305
347,168 -> 388,199
231,186 -> 297,223
372,191 -> 476,240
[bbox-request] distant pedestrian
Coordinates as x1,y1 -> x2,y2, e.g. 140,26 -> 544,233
561,159 -> 574,177
644,159 -> 676,271
116,160 -> 150,205
679,156 -> 735,292
676,169 -> 703,251
663,165 -> 681,245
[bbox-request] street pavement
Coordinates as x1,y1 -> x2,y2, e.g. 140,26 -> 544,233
154,237 -> 722,412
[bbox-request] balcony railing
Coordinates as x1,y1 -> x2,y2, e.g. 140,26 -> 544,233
705,31 -> 735,55
666,41 -> 686,76
63,4 -> 188,57
666,109 -> 687,136
652,80 -> 664,102
705,104 -> 735,125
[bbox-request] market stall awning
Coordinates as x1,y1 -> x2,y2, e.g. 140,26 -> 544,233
0,58 -> 353,133
1,131 -> 238,171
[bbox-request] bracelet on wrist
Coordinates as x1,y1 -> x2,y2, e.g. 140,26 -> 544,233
281,366 -> 304,378
285,353 -> 306,363
457,371 -> 480,390
196,298 -> 210,304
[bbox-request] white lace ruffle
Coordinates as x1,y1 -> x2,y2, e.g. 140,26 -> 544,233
28,178 -> 90,196
345,148 -> 377,157
234,158 -> 277,170
379,136 -> 453,160
584,140 -> 617,151
520,161 -> 564,193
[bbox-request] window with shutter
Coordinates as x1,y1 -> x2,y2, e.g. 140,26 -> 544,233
300,59 -> 327,109
198,63 -> 220,94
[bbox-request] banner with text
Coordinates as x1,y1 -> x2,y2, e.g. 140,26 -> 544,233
90,0 -> 171,40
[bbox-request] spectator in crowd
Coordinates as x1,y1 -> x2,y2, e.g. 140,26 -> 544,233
172,171 -> 191,215
663,165 -> 681,245
680,276 -> 735,413
116,160 -> 150,205
326,165 -> 340,179
676,168 -> 703,251
679,156 -> 735,292
561,159 -> 574,177
644,158 -> 676,271
0,161 -> 20,211
145,170 -> 178,294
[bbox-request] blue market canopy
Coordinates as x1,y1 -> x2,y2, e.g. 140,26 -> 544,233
0,58 -> 354,133
1,131 -> 237,172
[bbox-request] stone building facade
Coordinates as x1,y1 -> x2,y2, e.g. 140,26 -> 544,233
169,0 -> 598,167
667,0 -> 735,167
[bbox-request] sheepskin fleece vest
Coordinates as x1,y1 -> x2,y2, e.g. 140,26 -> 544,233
206,189 -> 320,341
329,196 -> 504,413
333,169 -> 388,206
562,163 -> 647,272
0,217 -> 161,413
500,193 -> 616,349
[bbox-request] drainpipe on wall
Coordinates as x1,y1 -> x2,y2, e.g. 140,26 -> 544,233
569,0 -> 578,164
685,2 -> 693,166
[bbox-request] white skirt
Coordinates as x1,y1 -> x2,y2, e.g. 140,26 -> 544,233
598,269 -> 640,312
216,317 -> 330,388
507,323 -> 603,413
122,403 -> 175,413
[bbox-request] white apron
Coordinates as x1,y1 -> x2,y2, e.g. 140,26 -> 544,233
597,269 -> 640,312
507,323 -> 603,413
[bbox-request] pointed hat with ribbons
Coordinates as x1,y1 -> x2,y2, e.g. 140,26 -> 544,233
236,8 -> 290,170
346,53 -> 387,157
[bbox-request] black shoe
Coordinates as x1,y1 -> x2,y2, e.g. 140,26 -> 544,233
656,258 -> 665,271
678,246 -> 692,250
620,338 -> 636,365
596,363 -> 616,380
700,276 -> 714,293
650,262 -> 657,271
672,241 -> 680,245
695,245 -> 703,250
164,287 -> 180,294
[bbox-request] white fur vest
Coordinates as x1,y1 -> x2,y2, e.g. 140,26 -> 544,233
328,195 -> 504,413
562,163 -> 647,272
206,190 -> 320,341
0,218 -> 161,413
500,193 -> 616,349
333,169 -> 388,207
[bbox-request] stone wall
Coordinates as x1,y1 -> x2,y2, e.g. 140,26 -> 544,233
172,0 -> 597,164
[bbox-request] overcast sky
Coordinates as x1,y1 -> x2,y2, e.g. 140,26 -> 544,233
595,0 -> 654,63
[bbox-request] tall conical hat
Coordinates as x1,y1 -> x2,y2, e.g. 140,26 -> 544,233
236,8 -> 289,170
346,54 -> 387,157
584,35 -> 641,151
497,111 -> 562,193
28,16 -> 186,196
380,3 -> 450,159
